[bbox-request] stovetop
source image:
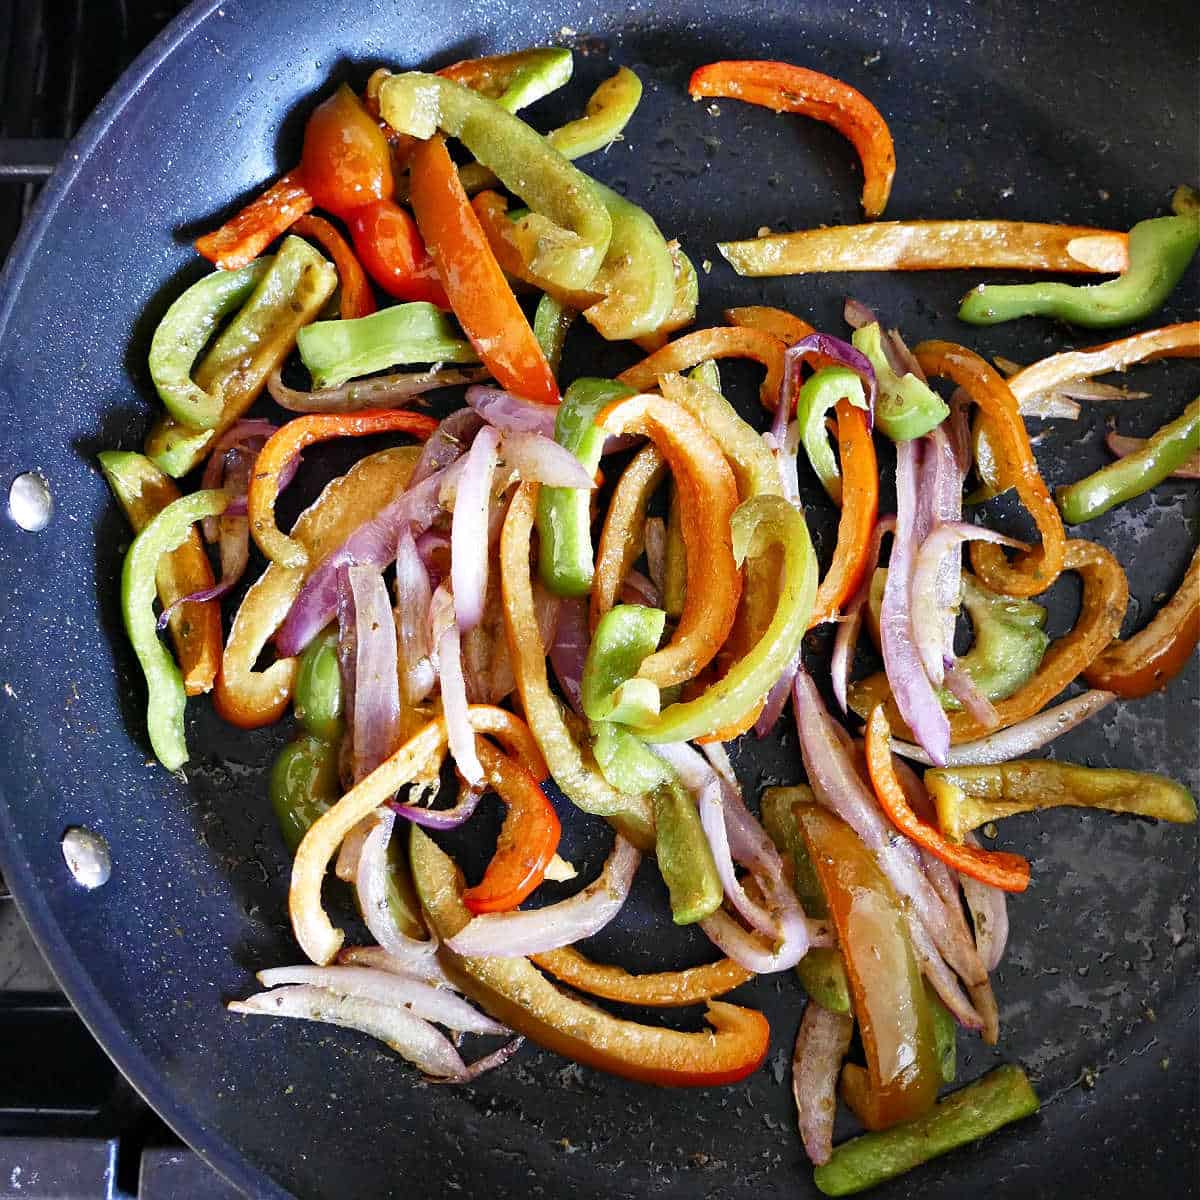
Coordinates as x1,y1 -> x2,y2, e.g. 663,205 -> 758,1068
1,5 -> 243,1195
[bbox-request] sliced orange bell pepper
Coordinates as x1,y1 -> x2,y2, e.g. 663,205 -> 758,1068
1084,542 -> 1200,698
617,326 -> 785,410
468,707 -> 548,779
915,341 -> 1066,598
597,393 -> 741,688
246,410 -> 438,569
725,305 -> 816,343
291,214 -> 377,320
689,60 -> 895,219
194,170 -> 315,271
718,220 -> 1129,278
530,946 -> 753,1006
865,707 -> 1031,892
299,84 -> 394,219
1006,322 -> 1200,408
409,135 -> 559,406
462,740 -> 561,915
412,828 -> 770,1086
591,445 -> 668,632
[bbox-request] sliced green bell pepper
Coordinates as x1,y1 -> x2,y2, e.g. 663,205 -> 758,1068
148,258 -> 271,430
813,1065 -> 1039,1196
593,721 -> 669,796
959,213 -> 1200,328
293,624 -> 343,741
689,359 -> 721,392
653,774 -> 723,925
533,293 -> 575,375
796,367 -> 868,504
296,301 -> 477,390
760,786 -> 852,1015
1172,184 -> 1200,217
582,604 -> 665,726
536,377 -> 634,596
636,495 -> 817,743
927,983 -> 957,1083
379,72 -> 613,290
270,733 -> 340,854
121,489 -> 228,770
491,47 -> 573,112
852,322 -> 948,442
1057,397 -> 1200,524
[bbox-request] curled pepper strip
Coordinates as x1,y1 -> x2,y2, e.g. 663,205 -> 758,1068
597,393 -> 741,688
1006,321 -> 1200,408
865,708 -> 1031,893
291,215 -> 377,320
530,946 -> 752,1006
247,410 -> 438,569
915,341 -> 1065,598
689,60 -> 895,218
1084,542 -> 1200,698
194,170 -> 315,271
461,739 -> 562,915
850,539 -> 1129,742
591,445 -> 668,631
501,483 -> 655,848
725,305 -> 817,344
719,220 -> 1129,279
618,326 -> 786,411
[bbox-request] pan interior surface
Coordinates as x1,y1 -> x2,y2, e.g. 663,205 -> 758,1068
0,1 -> 1195,1197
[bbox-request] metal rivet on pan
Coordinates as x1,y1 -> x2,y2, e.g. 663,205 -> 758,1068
8,471 -> 54,532
61,827 -> 112,889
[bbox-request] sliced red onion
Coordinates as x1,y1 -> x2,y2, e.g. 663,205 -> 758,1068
905,910 -> 983,1030
454,1036 -> 526,1083
389,786 -> 482,831
943,662 -> 1001,730
355,813 -> 438,961
347,564 -> 402,781
619,568 -> 661,608
885,326 -> 927,383
644,517 -> 667,595
499,430 -> 594,488
830,515 -> 896,713
255,965 -> 509,1035
430,583 -> 483,786
466,385 -> 558,437
926,426 -> 965,658
889,689 -> 1118,766
410,409 -> 483,487
1058,378 -> 1151,402
228,984 -> 470,1079
775,333 -> 878,442
843,297 -> 879,330
763,422 -> 802,506
451,425 -> 500,633
793,1002 -> 854,1167
791,668 -> 986,990
961,832 -> 1010,972
337,945 -> 454,989
1108,431 -> 1200,478
446,836 -> 640,958
277,458 -> 465,657
548,596 -> 588,716
881,439 -> 951,765
394,527 -> 436,707
532,578 -> 562,650
754,651 -> 800,737
1018,392 -> 1082,420
912,521 -> 1026,688
268,363 -> 487,413
699,907 -> 827,974
335,565 -> 359,745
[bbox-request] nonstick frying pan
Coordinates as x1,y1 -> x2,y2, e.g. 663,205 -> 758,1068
0,1 -> 1196,1197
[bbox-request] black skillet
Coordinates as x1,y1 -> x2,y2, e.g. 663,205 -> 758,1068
0,1 -> 1196,1196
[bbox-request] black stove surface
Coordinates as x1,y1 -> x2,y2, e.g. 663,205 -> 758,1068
0,7 -> 242,1195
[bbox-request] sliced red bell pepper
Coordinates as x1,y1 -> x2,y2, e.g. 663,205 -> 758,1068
299,83 -> 394,218
409,134 -> 559,406
864,706 -> 1031,892
291,214 -> 377,320
689,60 -> 896,219
246,410 -> 438,569
344,198 -> 449,307
194,170 -> 315,271
461,740 -> 562,915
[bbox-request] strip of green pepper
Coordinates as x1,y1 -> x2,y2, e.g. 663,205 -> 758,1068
1057,397 -> 1200,524
653,774 -> 724,925
760,786 -> 852,1015
293,624 -> 343,741
592,721 -> 670,796
490,47 -> 573,111
959,213 -> 1200,328
582,605 -> 666,725
536,377 -> 634,596
852,323 -> 948,442
813,1065 -> 1039,1196
379,72 -> 613,290
636,495 -> 817,743
121,489 -> 228,770
533,294 -> 575,375
297,301 -> 478,390
796,367 -> 869,504
149,258 -> 271,430
926,983 -> 957,1083
270,733 -> 340,854
1172,185 -> 1200,217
